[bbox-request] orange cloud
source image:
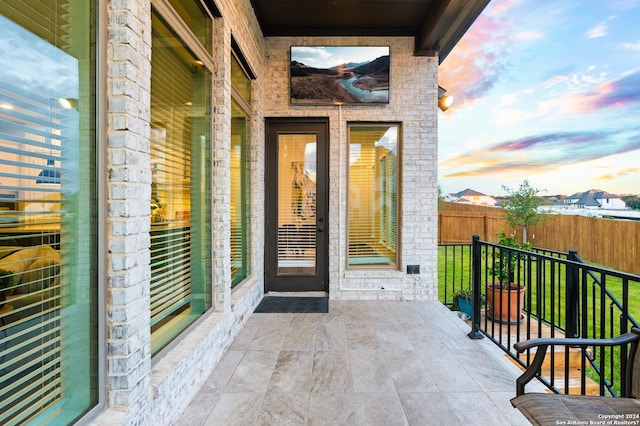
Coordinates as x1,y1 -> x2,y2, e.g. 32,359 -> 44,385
618,167 -> 640,175
445,162 -> 558,178
596,173 -> 615,182
441,129 -> 640,178
595,167 -> 640,182
544,70 -> 640,114
439,0 -> 519,109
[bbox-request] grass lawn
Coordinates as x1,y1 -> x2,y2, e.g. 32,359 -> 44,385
438,243 -> 640,395
438,244 -> 640,321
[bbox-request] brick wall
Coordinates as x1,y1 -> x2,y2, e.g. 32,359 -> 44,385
264,37 -> 439,301
104,0 -> 153,418
95,0 -> 267,423
95,0 -> 439,424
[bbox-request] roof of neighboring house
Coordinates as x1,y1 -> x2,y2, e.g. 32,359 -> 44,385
249,0 -> 490,62
453,188 -> 488,197
565,189 -> 622,207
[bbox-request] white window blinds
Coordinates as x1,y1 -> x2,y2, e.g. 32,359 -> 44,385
1,1 -> 98,423
0,8 -> 65,424
230,52 -> 252,287
277,136 -> 317,275
150,18 -> 194,344
348,124 -> 399,266
149,8 -> 211,356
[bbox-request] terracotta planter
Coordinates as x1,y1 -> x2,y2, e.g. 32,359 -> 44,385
486,282 -> 525,324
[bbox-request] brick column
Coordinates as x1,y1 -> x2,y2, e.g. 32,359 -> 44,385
105,0 -> 152,413
211,20 -> 233,312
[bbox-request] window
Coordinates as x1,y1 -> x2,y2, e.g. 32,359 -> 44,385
0,1 -> 98,424
347,124 -> 400,267
150,4 -> 212,356
230,53 -> 252,287
167,0 -> 212,50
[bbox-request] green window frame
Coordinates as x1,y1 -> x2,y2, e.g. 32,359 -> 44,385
150,2 -> 212,356
347,123 -> 400,267
0,1 -> 98,423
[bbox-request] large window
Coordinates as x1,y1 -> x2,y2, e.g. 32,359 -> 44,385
0,1 -> 98,424
150,4 -> 212,356
348,123 -> 400,267
230,54 -> 252,287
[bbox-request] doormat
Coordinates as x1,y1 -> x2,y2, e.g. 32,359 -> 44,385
253,296 -> 328,314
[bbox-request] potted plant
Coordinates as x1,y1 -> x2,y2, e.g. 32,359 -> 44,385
486,231 -> 529,324
0,268 -> 13,308
452,287 -> 473,318
500,180 -> 547,245
489,180 -> 544,324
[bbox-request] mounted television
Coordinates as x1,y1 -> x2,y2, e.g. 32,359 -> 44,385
290,46 -> 390,105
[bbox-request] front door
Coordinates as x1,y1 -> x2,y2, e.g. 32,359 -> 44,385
265,118 -> 329,292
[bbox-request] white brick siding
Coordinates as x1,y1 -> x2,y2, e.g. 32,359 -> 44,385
263,37 -> 439,301
94,0 -> 439,423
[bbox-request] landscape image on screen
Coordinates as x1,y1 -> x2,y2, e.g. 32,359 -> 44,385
290,46 -> 390,104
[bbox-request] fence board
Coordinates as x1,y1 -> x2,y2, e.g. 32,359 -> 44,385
438,202 -> 640,275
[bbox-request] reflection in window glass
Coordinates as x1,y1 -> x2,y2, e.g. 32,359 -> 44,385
230,99 -> 250,286
230,54 -> 251,287
167,0 -> 212,51
277,136 -> 317,275
231,54 -> 251,104
348,124 -> 399,267
150,10 -> 212,355
0,2 -> 98,424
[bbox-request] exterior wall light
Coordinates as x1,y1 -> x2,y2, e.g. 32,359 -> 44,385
438,85 -> 453,111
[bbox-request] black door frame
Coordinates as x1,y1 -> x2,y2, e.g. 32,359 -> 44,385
264,117 -> 329,292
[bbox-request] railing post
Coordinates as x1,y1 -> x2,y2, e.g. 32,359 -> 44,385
468,234 -> 484,339
566,249 -> 579,338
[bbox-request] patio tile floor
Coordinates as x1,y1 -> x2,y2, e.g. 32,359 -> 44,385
176,300 -> 539,425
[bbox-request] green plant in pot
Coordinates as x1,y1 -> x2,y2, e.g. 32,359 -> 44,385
488,179 -> 543,323
492,232 -> 527,281
452,287 -> 473,317
0,268 -> 14,307
452,287 -> 486,319
486,231 -> 530,324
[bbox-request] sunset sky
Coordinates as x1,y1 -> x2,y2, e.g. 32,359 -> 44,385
438,0 -> 640,197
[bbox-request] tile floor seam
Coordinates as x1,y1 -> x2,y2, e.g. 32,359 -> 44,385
343,319 -> 359,424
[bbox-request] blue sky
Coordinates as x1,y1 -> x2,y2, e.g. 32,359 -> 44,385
291,46 -> 389,68
438,0 -> 640,197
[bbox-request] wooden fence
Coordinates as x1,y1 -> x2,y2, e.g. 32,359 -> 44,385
438,202 -> 640,275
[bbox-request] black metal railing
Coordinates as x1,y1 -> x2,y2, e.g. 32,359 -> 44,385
438,243 -> 472,309
440,236 -> 640,397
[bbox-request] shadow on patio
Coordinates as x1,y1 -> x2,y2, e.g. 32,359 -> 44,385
176,300 -> 543,425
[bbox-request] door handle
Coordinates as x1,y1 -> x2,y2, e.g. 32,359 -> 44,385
317,227 -> 324,232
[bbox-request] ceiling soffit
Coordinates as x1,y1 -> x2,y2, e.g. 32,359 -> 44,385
248,0 -> 490,63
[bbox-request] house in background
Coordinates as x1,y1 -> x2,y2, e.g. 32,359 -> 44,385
563,189 -> 627,210
0,0 -> 488,424
448,188 -> 497,206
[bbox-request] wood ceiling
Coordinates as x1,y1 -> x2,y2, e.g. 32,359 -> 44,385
248,0 -> 490,63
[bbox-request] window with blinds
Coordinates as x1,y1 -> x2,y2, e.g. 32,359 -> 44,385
150,6 -> 212,356
0,1 -> 98,424
347,124 -> 400,267
230,53 -> 252,287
